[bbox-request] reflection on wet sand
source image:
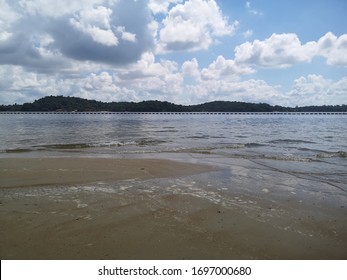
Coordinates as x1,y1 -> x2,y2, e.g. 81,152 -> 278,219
1,156 -> 346,260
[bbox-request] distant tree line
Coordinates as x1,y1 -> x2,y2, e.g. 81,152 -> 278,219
0,95 -> 346,112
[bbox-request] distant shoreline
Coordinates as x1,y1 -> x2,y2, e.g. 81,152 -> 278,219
1,95 -> 346,112
1,111 -> 346,115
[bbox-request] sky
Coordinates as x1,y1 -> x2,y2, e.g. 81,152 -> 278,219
0,0 -> 346,106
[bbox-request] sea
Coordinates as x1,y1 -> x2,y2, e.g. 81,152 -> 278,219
1,112 -> 346,200
1,113 -> 346,162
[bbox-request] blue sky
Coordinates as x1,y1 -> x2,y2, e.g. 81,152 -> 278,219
0,0 -> 346,106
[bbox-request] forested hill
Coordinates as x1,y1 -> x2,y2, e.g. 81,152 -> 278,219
1,95 -> 346,112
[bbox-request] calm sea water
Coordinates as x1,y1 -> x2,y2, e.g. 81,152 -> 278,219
1,113 -> 346,162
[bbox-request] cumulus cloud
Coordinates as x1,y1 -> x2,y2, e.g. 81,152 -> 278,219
0,31 -> 69,73
182,58 -> 200,78
0,0 -> 154,70
183,78 -> 280,104
18,0 -> 109,18
288,74 -> 347,106
116,26 -> 137,43
317,32 -> 347,66
0,64 -> 136,104
243,29 -> 253,39
149,0 -> 183,14
113,52 -> 184,102
70,6 -> 119,46
0,65 -> 64,104
0,0 -> 20,34
235,33 -> 317,68
201,55 -> 254,81
158,0 -> 238,53
234,32 -> 347,69
179,56 -> 280,104
116,52 -> 177,80
50,0 -> 154,65
1,1 -> 346,107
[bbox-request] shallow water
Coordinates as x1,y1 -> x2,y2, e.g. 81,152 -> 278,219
1,113 -> 346,201
1,114 -> 346,161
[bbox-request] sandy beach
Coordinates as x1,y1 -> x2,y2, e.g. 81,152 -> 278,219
0,158 -> 214,188
0,157 -> 346,259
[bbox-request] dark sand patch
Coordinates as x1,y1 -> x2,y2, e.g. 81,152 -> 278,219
0,157 -> 214,188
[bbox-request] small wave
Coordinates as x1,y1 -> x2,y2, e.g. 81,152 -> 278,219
297,147 -> 331,154
316,151 -> 347,159
244,143 -> 267,148
35,143 -> 92,149
338,151 -> 347,158
260,154 -> 313,162
5,148 -> 34,153
90,141 -> 136,148
2,139 -> 168,153
137,139 -> 167,146
220,143 -> 266,149
186,135 -> 210,139
154,130 -> 179,133
42,139 -> 167,149
269,139 -> 316,144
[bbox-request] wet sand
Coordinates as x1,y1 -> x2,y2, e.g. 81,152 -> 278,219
0,158 -> 214,188
1,157 -> 346,260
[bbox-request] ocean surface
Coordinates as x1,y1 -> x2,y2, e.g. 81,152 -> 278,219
1,113 -> 347,202
1,113 -> 347,161
2,112 -> 347,196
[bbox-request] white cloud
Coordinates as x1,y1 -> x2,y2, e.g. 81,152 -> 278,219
288,74 -> 347,106
0,1 -> 20,42
0,0 -> 21,29
234,32 -> 347,69
179,56 -> 280,104
182,58 -> 200,78
235,33 -> 317,68
0,31 -> 12,41
70,6 -> 119,46
243,29 -> 253,39
201,55 -> 254,81
1,61 -> 346,107
158,0 -> 238,53
1,1 -> 346,107
148,0 -> 182,14
317,32 -> 347,66
117,52 -> 178,80
113,52 -> 184,102
83,71 -> 114,90
116,26 -> 137,43
18,0 -> 111,17
0,65 -> 64,104
0,64 -> 138,104
183,78 -> 280,104
1,0 -> 154,67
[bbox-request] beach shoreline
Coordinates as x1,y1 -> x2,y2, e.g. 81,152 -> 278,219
0,157 -> 216,188
1,155 -> 346,260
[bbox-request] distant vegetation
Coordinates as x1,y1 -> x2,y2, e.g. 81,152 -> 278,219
1,95 -> 346,112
